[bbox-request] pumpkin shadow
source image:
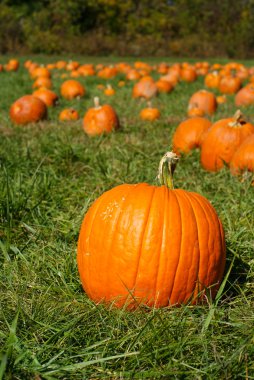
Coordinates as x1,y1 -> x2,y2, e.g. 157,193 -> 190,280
222,247 -> 250,300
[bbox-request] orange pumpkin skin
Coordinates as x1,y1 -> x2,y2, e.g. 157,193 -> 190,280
132,78 -> 158,99
32,77 -> 52,89
59,108 -> 79,121
173,117 -> 212,155
140,107 -> 160,121
83,98 -> 119,136
10,95 -> 47,125
33,88 -> 58,107
235,85 -> 254,106
156,79 -> 173,93
188,90 -> 217,115
61,80 -> 85,99
204,72 -> 220,89
201,111 -> 254,172
230,134 -> 254,175
77,182 -> 226,309
219,76 -> 241,94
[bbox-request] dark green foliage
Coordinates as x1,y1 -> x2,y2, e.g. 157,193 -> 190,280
1,0 -> 254,57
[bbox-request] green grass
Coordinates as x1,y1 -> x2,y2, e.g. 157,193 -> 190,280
0,56 -> 254,379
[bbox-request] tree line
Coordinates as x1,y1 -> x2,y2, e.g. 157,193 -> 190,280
1,0 -> 254,57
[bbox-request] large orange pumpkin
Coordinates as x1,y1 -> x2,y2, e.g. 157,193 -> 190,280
82,97 -> 119,136
201,110 -> 254,171
173,117 -> 212,155
77,152 -> 226,309
10,95 -> 47,125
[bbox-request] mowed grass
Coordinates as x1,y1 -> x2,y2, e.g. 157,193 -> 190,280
0,56 -> 254,379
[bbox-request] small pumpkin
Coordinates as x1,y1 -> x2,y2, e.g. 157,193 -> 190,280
10,95 -> 47,125
104,84 -> 115,96
201,110 -> 254,172
61,80 -> 85,100
5,59 -> 19,71
173,117 -> 212,155
180,66 -> 197,82
230,134 -> 254,176
82,97 -> 119,136
139,103 -> 160,121
77,152 -> 226,309
59,108 -> 79,121
204,71 -> 221,89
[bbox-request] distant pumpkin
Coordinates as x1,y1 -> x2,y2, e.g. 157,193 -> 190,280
188,90 -> 217,115
83,97 -> 120,136
59,108 -> 79,121
61,80 -> 85,100
140,103 -> 160,121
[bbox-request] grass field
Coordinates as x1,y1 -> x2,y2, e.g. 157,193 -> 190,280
0,56 -> 254,379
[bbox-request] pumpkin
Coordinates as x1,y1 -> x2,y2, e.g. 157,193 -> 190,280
56,60 -> 67,70
201,110 -> 254,172
78,64 -> 95,76
126,69 -> 141,81
187,104 -> 205,117
235,85 -> 254,107
77,152 -> 226,309
230,134 -> 254,176
5,59 -> 19,71
33,88 -> 58,107
31,67 -> 51,79
32,77 -> 52,89
180,66 -> 197,82
82,97 -> 120,136
218,76 -> 241,94
104,84 -> 115,96
60,80 -> 85,100
156,79 -> 173,93
173,117 -> 212,155
66,61 -> 80,71
188,90 -> 217,115
204,71 -> 221,89
139,103 -> 160,121
97,66 -> 118,79
59,108 -> 79,121
132,77 -> 158,99
216,95 -> 227,104
10,95 -> 47,125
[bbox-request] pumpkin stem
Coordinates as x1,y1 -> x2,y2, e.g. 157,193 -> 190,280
228,109 -> 246,127
94,97 -> 101,109
158,152 -> 179,189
